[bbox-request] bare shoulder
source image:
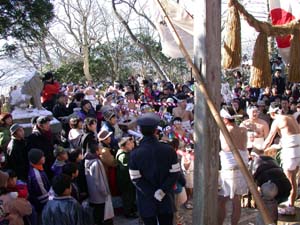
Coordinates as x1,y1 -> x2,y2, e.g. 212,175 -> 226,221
257,118 -> 269,126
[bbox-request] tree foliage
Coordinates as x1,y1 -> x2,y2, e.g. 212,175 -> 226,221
55,33 -> 189,84
0,0 -> 54,41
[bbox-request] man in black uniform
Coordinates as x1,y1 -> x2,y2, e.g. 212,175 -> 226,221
129,112 -> 180,225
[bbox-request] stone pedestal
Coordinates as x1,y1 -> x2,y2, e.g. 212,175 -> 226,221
11,108 -> 61,136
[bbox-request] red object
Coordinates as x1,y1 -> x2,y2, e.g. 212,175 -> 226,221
41,81 -> 60,103
107,167 -> 119,196
270,8 -> 295,48
7,183 -> 28,199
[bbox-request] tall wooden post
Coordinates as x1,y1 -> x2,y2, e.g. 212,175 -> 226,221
193,0 -> 221,224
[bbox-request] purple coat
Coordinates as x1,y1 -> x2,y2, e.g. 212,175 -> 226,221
28,165 -> 51,212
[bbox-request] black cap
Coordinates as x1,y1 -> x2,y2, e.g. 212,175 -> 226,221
137,112 -> 160,127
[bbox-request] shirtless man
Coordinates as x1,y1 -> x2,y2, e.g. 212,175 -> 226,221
263,103 -> 300,215
218,106 -> 248,225
240,106 -> 269,151
172,94 -> 193,132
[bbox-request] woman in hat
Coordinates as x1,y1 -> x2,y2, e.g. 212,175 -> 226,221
101,110 -> 119,153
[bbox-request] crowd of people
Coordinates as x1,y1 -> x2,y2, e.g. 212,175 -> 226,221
0,55 -> 299,225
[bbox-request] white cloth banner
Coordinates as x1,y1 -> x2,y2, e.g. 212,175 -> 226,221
153,0 -> 194,58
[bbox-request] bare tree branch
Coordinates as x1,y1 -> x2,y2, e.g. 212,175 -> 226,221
112,0 -> 170,81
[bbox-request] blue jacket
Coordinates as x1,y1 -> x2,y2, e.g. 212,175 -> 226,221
51,159 -> 66,176
129,136 -> 179,217
28,165 -> 51,212
42,196 -> 90,225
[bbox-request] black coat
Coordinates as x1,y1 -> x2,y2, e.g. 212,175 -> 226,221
252,156 -> 291,203
52,103 -> 71,119
26,129 -> 56,179
129,135 -> 179,217
6,137 -> 29,181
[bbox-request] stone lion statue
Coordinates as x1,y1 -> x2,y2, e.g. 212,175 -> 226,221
10,72 -> 43,109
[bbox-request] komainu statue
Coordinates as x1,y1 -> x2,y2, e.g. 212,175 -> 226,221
10,72 -> 43,109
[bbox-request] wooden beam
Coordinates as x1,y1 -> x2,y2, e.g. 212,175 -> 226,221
192,0 -> 220,224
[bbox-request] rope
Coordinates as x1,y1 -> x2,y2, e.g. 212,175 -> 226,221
230,0 -> 300,36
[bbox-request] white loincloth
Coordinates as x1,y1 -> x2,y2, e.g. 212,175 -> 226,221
181,154 -> 194,188
246,131 -> 264,150
253,137 -> 265,150
218,150 -> 248,199
281,134 -> 300,158
219,150 -> 248,170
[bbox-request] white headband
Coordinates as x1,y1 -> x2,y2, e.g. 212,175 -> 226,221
246,106 -> 258,116
220,108 -> 234,120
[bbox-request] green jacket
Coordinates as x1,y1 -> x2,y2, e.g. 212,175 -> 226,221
116,149 -> 130,186
0,126 -> 10,151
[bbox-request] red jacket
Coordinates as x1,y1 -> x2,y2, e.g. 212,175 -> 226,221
41,81 -> 60,103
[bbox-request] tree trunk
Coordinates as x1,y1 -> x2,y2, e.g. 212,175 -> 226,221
40,38 -> 53,68
112,0 -> 170,81
82,15 -> 92,82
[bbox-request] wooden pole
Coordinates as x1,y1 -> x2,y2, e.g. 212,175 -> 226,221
154,0 -> 275,224
192,0 -> 220,224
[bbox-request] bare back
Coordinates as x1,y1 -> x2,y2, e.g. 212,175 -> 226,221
173,107 -> 193,121
264,114 -> 300,149
220,125 -> 248,152
275,115 -> 300,137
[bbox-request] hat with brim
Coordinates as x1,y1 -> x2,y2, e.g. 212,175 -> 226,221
98,130 -> 113,141
118,137 -> 132,148
103,110 -> 116,121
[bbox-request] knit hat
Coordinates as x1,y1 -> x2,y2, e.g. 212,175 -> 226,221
28,148 -> 44,164
0,170 -> 9,188
10,123 -> 22,135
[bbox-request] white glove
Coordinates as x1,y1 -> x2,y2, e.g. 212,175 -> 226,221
154,189 -> 165,202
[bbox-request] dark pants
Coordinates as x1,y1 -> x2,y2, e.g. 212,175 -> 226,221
120,183 -> 136,215
142,213 -> 173,225
89,203 -> 114,225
